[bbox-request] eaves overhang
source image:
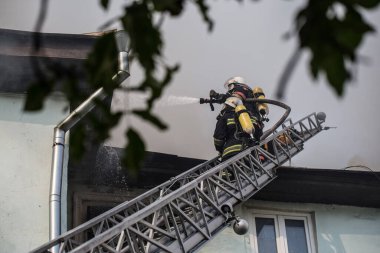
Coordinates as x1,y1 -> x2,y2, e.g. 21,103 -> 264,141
254,166 -> 380,208
0,28 -> 97,94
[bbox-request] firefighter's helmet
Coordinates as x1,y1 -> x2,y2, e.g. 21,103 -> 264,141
224,76 -> 246,90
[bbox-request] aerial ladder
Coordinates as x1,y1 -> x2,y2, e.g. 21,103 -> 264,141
30,109 -> 327,253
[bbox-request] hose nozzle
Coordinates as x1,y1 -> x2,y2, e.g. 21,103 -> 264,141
200,90 -> 227,111
199,98 -> 215,110
199,98 -> 210,104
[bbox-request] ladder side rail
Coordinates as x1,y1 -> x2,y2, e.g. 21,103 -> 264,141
127,114 -> 324,251
80,114 -> 324,251
119,162 -> 274,253
163,113 -> 320,194
46,116 -> 319,251
66,159 -> 240,252
100,112 -> 320,249
180,167 -> 282,252
267,113 -> 318,140
278,113 -> 321,143
66,148 -> 266,252
33,161 -> 282,252
30,113 -> 323,253
30,158 -> 223,252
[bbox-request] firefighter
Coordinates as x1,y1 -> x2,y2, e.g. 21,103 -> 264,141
213,97 -> 261,161
223,76 -> 266,140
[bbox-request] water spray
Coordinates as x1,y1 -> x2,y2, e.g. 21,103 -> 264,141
127,94 -> 200,108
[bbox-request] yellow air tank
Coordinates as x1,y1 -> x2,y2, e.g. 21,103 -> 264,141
252,87 -> 269,116
235,104 -> 254,136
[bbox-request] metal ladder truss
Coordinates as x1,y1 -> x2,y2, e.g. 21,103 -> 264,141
31,112 -> 325,253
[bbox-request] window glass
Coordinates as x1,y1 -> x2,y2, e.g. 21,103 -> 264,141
285,219 -> 308,253
255,217 -> 278,253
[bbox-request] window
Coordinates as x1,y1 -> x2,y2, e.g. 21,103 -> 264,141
251,211 -> 316,253
71,191 -> 141,229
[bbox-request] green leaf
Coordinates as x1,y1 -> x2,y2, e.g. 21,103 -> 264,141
121,2 -> 162,73
123,128 -> 146,174
309,56 -> 319,79
100,0 -> 110,10
24,82 -> 50,111
85,32 -> 118,94
86,99 -> 123,142
132,109 -> 168,130
24,58 -> 55,111
295,0 -> 376,96
152,0 -> 185,16
322,50 -> 349,96
69,123 -> 86,161
193,0 -> 214,31
348,0 -> 380,9
143,64 -> 180,109
334,7 -> 374,56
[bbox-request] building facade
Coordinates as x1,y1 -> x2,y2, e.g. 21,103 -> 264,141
200,167 -> 380,253
1,29 -> 380,253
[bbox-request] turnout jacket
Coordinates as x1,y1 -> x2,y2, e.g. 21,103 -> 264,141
213,107 -> 243,159
226,84 -> 263,125
213,106 -> 264,160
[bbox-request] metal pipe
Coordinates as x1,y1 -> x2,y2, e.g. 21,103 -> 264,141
57,71 -> 129,132
49,32 -> 129,250
49,128 -> 65,249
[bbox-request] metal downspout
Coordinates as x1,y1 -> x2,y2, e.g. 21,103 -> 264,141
49,31 -> 130,249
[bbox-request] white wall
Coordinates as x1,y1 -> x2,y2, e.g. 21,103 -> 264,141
314,204 -> 380,253
0,94 -> 68,253
199,200 -> 380,253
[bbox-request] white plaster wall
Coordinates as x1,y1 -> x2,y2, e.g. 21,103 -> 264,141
199,200 -> 380,253
314,205 -> 380,253
0,94 -> 68,253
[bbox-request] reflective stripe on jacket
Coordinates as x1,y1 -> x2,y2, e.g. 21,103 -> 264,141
222,144 -> 242,157
213,107 -> 243,159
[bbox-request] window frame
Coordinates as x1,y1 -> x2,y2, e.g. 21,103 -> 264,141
250,210 -> 316,253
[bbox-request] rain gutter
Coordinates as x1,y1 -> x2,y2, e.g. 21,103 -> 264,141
49,31 -> 130,248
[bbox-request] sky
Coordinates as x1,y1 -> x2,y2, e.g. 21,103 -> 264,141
1,0 -> 380,171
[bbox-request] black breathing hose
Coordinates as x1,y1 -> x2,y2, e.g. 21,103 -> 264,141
245,98 -> 291,141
